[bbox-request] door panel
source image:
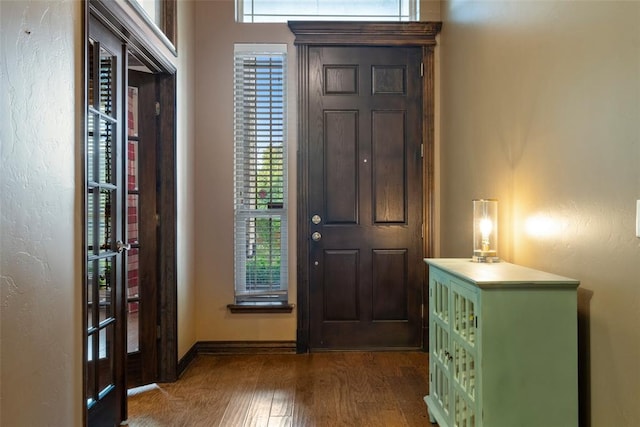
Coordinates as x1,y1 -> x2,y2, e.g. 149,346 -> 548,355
86,17 -> 126,426
126,69 -> 159,388
308,46 -> 423,350
324,110 -> 359,223
372,110 -> 406,223
372,249 -> 408,320
324,250 -> 359,321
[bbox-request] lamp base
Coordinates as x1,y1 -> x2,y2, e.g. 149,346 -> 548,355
472,255 -> 500,263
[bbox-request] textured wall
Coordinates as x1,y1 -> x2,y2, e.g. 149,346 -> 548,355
439,1 -> 640,425
0,0 -> 82,425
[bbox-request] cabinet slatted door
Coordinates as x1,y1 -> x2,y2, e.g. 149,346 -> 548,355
429,271 -> 452,420
451,283 -> 478,427
429,271 -> 479,427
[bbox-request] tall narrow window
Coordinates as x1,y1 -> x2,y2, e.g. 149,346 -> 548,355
234,44 -> 288,303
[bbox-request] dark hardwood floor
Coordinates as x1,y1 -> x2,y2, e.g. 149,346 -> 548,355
125,351 -> 431,427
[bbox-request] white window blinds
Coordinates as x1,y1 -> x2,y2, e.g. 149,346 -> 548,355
233,44 -> 288,303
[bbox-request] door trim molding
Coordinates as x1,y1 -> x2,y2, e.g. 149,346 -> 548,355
89,0 -> 177,73
288,21 -> 441,46
288,22 -> 442,353
156,73 -> 178,382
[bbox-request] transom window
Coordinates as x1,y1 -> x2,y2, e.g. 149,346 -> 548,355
236,0 -> 419,23
233,44 -> 288,303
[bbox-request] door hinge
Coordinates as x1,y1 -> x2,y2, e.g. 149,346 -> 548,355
421,143 -> 424,158
421,303 -> 424,319
155,213 -> 160,226
421,223 -> 424,239
420,62 -> 424,77
157,325 -> 162,339
475,316 -> 478,328
155,101 -> 160,116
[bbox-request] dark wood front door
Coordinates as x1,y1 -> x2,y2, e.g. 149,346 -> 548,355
307,46 -> 424,349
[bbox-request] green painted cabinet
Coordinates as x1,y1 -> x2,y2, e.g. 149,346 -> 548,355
424,259 -> 579,427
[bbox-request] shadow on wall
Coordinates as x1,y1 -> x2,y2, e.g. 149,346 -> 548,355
578,287 -> 593,427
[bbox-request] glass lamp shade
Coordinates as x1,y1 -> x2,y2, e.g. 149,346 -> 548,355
472,199 -> 499,262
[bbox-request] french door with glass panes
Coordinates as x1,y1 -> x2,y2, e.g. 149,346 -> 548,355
126,69 -> 159,388
85,17 -> 127,426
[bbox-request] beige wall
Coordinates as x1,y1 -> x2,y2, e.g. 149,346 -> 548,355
439,1 -> 640,425
176,0 -> 198,360
193,0 -> 297,341
421,0 -> 442,21
0,0 -> 83,425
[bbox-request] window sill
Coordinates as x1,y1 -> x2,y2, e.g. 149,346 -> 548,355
227,302 -> 295,314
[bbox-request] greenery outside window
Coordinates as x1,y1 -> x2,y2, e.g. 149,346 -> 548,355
233,44 -> 288,304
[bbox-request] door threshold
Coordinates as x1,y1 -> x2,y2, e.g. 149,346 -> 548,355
127,383 -> 159,396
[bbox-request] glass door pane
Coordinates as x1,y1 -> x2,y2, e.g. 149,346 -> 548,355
127,86 -> 140,353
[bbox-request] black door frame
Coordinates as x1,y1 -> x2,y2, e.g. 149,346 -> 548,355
83,0 -> 178,424
288,21 -> 442,353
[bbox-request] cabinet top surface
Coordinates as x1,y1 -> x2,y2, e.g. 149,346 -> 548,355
425,258 -> 579,289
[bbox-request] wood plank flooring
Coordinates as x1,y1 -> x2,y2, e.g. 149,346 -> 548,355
125,351 -> 432,427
